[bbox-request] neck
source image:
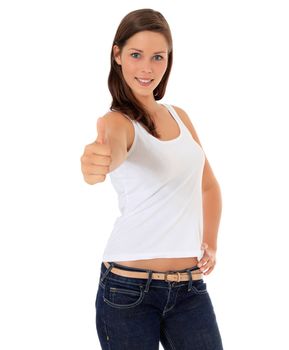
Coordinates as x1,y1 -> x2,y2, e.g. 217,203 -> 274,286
138,98 -> 162,116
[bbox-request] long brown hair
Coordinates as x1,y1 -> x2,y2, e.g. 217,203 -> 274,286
108,8 -> 173,138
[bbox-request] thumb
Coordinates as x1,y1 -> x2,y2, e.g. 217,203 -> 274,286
96,117 -> 107,144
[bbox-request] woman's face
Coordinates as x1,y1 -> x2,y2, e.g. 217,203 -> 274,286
113,31 -> 169,100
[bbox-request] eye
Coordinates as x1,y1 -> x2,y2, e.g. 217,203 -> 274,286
131,53 -> 140,59
154,55 -> 163,61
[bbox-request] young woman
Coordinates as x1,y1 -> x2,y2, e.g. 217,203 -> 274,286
80,8 -> 223,350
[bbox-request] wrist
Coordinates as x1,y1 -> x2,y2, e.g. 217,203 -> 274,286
202,241 -> 217,251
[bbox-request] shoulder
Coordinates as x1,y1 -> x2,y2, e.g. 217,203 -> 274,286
102,110 -> 134,151
101,110 -> 133,134
171,105 -> 203,147
102,110 -> 132,126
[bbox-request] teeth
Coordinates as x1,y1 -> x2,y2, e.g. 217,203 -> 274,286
137,78 -> 152,83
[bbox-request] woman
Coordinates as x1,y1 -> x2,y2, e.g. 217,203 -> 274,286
80,8 -> 223,350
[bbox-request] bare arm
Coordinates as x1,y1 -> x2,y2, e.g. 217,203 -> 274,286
173,105 -> 222,274
103,112 -> 130,173
202,183 -> 222,251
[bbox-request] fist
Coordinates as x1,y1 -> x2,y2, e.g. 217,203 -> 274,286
80,117 -> 112,185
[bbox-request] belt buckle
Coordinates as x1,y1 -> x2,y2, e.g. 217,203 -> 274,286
164,271 -> 181,282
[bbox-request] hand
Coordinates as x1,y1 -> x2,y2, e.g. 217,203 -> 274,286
80,117 -> 112,185
197,242 -> 216,275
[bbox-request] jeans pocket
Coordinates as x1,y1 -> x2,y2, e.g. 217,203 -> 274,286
103,279 -> 145,309
189,279 -> 208,295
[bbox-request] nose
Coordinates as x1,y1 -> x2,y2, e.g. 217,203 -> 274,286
140,58 -> 153,74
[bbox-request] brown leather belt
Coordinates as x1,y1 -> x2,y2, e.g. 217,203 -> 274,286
104,262 -> 203,282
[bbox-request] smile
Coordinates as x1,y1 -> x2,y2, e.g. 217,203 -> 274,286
135,78 -> 154,87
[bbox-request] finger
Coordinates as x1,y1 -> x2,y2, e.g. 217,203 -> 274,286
204,264 -> 215,275
96,117 -> 107,144
87,164 -> 110,176
85,174 -> 106,183
88,154 -> 111,166
90,143 -> 111,158
199,259 -> 211,272
81,153 -> 110,166
200,261 -> 212,274
197,253 -> 209,268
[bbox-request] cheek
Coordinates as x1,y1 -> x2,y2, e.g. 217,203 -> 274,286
122,60 -> 136,74
122,67 -> 137,84
159,61 -> 168,74
153,63 -> 167,81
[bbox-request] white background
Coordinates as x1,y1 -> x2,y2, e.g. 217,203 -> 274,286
1,0 -> 288,349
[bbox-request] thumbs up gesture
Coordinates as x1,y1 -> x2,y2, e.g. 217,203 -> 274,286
80,117 -> 112,185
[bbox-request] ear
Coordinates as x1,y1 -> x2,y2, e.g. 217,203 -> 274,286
113,45 -> 121,65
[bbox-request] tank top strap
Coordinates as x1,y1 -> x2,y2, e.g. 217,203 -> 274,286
162,104 -> 184,130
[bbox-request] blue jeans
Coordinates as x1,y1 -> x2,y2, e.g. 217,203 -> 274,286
95,261 -> 223,350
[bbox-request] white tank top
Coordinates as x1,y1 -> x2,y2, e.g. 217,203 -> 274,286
102,104 -> 206,262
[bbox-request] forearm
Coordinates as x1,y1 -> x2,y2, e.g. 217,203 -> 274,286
202,183 -> 222,251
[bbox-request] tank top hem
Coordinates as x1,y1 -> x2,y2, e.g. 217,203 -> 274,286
102,250 -> 203,262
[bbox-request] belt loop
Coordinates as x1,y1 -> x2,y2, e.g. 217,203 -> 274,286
144,270 -> 153,293
186,269 -> 193,291
100,262 -> 114,283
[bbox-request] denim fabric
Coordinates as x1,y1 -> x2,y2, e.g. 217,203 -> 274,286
95,261 -> 223,350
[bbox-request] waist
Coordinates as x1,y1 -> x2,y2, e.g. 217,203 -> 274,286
102,261 -> 203,282
109,257 -> 199,272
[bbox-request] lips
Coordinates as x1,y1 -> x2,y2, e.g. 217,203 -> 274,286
135,77 -> 154,87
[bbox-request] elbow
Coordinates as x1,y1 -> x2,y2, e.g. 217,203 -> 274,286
202,179 -> 221,193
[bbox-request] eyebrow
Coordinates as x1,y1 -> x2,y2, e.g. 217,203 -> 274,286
128,48 -> 167,54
